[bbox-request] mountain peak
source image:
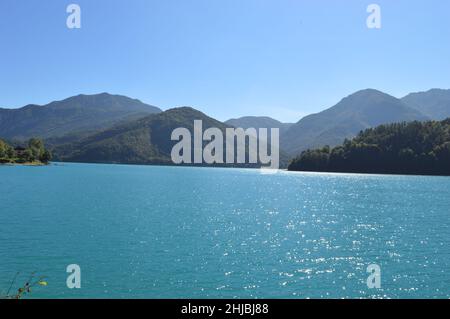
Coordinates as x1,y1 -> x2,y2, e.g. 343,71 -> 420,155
64,92 -> 144,103
351,88 -> 386,95
164,106 -> 210,117
0,93 -> 162,140
168,106 -> 198,112
342,89 -> 396,102
281,89 -> 428,156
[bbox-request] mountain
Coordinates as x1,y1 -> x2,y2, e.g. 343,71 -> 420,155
0,93 -> 161,141
53,107 -> 289,167
53,107 -> 220,164
225,116 -> 293,135
288,118 -> 450,176
402,89 -> 450,120
281,89 -> 429,156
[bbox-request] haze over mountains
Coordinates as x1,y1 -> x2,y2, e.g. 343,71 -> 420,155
1,88 -> 449,166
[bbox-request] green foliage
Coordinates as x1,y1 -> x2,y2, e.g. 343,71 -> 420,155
40,149 -> 52,163
1,272 -> 47,299
0,139 -> 8,158
28,138 -> 45,158
282,89 -> 429,156
288,119 -> 450,176
52,107 -> 290,168
0,138 -> 51,164
21,149 -> 35,162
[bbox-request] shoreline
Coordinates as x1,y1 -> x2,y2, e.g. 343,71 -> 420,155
0,161 -> 48,166
53,161 -> 449,177
2,159 -> 449,177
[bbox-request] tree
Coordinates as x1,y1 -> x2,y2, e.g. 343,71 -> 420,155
39,150 -> 52,163
0,137 -> 51,164
0,139 -> 7,158
0,139 -> 14,160
28,138 -> 45,159
6,147 -> 15,158
21,149 -> 35,162
288,118 -> 450,176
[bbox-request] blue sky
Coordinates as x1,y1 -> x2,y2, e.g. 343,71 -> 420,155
1,0 -> 450,122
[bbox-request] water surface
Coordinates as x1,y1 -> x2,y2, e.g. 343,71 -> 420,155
0,163 -> 449,298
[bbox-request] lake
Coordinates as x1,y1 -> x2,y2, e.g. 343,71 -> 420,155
0,163 -> 449,298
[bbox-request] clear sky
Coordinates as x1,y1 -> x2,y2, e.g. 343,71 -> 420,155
1,0 -> 450,122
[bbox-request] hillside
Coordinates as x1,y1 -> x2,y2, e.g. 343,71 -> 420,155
225,116 -> 293,135
281,89 -> 429,157
402,89 -> 450,120
3,88 -> 450,167
53,107 -> 289,168
288,118 -> 450,176
0,93 -> 161,141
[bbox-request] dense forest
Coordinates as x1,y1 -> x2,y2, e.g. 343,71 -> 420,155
288,119 -> 450,176
52,107 -> 290,168
0,138 -> 52,164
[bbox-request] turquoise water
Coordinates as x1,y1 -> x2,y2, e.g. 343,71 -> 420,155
0,163 -> 449,299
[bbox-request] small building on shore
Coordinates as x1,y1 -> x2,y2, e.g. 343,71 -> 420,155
14,146 -> 26,157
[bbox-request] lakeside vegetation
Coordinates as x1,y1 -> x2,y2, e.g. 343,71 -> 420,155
0,272 -> 48,299
288,119 -> 450,176
0,138 -> 52,165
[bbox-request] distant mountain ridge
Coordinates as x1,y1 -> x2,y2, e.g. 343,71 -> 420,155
2,88 -> 450,165
402,89 -> 450,120
225,116 -> 293,135
0,93 -> 161,141
281,89 -> 430,156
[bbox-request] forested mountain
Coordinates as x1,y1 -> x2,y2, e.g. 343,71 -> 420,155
2,89 -> 450,168
0,93 -> 161,141
53,107 -> 289,167
225,116 -> 293,135
288,118 -> 450,176
53,107 -> 220,164
402,89 -> 450,120
281,89 -> 429,157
